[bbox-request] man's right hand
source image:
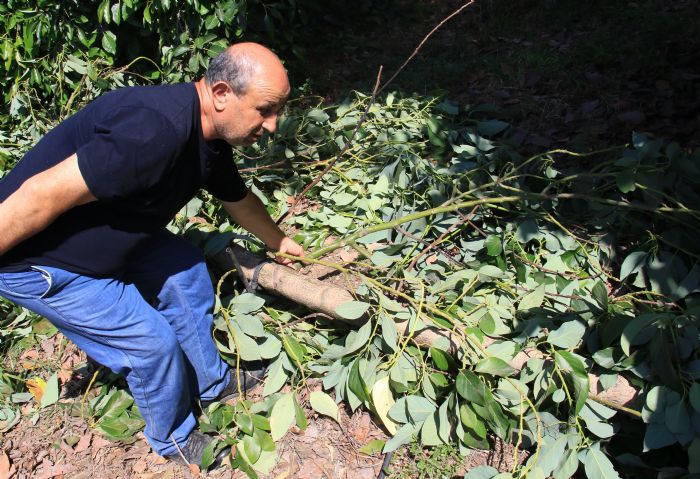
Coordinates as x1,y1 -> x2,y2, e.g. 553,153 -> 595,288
273,236 -> 305,266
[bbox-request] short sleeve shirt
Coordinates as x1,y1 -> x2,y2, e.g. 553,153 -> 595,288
0,83 -> 247,277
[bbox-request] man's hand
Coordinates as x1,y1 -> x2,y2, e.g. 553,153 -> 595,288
273,236 -> 304,266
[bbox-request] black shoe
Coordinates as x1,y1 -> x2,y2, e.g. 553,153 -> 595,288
166,430 -> 229,469
201,362 -> 267,409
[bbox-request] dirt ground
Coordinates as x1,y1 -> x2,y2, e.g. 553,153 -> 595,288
1,336 -> 519,479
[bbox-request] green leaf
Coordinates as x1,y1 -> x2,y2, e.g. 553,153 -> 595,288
592,349 -> 616,369
257,334 -> 282,359
236,314 -> 266,337
420,412 -> 442,446
580,403 -> 615,439
591,281 -> 608,310
642,385 -> 666,422
380,314 -> 398,351
294,396 -> 307,431
464,466 -> 499,479
620,313 -> 663,356
252,414 -> 271,432
553,449 -> 579,479
236,413 -> 254,435
599,373 -> 618,391
456,371 -> 486,405
263,358 -> 288,396
331,192 -> 356,207
478,265 -> 505,280
485,235 -> 503,256
475,357 -> 516,377
429,347 -> 453,371
383,422 -> 420,453
231,448 -> 259,479
460,404 -> 487,439
344,320 -> 373,355
523,470 -> 541,479
254,429 -> 275,452
665,400 -> 690,436
231,293 -> 265,314
310,391 -> 339,422
534,436 -> 569,479
96,417 -> 128,439
615,169 -> 635,193
200,437 -> 221,470
97,0 -> 110,22
0,407 -> 20,433
554,351 -> 588,415
359,439 -> 385,455
101,30 -> 117,55
405,395 -> 437,423
242,433 -> 261,464
476,120 -> 509,136
307,109 -> 329,123
231,323 -> 263,361
99,389 -> 134,418
269,392 -> 295,441
40,373 -> 59,409
516,218 -> 539,244
547,320 -> 586,349
348,359 -> 370,403
387,396 -> 410,423
335,301 -> 370,320
582,444 -> 621,479
518,285 -> 545,311
643,422 -> 676,451
328,214 -> 353,231
619,251 -> 648,280
437,398 -> 451,443
282,335 -> 306,364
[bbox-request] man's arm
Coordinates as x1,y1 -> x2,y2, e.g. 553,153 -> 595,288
222,191 -> 303,265
0,153 -> 96,256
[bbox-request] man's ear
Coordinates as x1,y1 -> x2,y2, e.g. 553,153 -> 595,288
210,81 -> 233,112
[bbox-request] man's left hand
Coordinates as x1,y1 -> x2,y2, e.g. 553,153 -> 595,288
274,237 -> 305,265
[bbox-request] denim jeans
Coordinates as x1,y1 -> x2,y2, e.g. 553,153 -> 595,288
0,231 -> 229,456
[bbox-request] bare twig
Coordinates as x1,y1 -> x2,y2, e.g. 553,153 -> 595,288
406,205 -> 479,272
394,225 -> 465,268
239,158 -> 290,173
457,209 -> 488,237
378,1 -> 477,95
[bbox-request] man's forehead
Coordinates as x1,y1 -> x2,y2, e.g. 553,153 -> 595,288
250,80 -> 289,104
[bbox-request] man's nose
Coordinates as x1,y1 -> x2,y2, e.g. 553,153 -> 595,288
262,114 -> 278,134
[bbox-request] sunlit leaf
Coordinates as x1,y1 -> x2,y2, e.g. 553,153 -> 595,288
310,391 -> 339,423
270,392 -> 295,441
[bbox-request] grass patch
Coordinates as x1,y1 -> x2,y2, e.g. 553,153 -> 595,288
386,441 -> 463,479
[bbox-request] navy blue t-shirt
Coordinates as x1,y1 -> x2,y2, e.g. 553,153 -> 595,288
0,83 -> 247,277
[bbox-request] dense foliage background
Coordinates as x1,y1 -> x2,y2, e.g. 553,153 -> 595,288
1,1 -> 699,478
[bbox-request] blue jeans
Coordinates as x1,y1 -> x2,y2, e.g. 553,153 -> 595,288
0,231 -> 229,455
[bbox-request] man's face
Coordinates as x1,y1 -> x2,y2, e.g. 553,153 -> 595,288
214,76 -> 290,147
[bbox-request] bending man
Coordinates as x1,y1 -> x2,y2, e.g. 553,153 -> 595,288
0,42 -> 303,466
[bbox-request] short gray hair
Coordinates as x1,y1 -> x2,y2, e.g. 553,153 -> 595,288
204,48 -> 257,95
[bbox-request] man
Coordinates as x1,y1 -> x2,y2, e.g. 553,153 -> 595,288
0,42 -> 303,467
